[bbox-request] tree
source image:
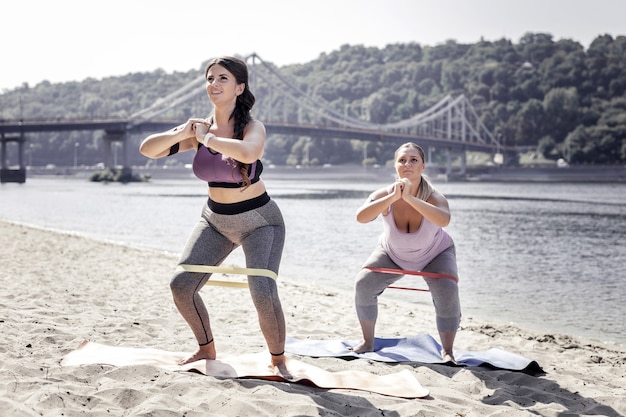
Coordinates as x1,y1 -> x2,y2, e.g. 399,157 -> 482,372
537,135 -> 557,159
515,99 -> 545,145
518,32 -> 555,63
543,87 -> 580,141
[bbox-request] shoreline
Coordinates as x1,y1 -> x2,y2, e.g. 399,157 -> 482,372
1,219 -> 625,416
19,163 -> 626,183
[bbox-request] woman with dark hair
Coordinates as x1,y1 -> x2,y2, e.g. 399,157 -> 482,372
139,56 -> 288,373
350,142 -> 461,363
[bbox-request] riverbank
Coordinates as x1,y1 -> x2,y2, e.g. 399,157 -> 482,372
460,165 -> 626,183
21,163 -> 626,183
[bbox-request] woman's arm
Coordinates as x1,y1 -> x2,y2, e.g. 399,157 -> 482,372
139,119 -> 202,159
356,182 -> 402,223
402,187 -> 451,227
195,119 -> 266,164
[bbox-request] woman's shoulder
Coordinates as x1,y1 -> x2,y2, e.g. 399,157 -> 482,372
248,118 -> 265,128
427,189 -> 449,207
244,118 -> 265,131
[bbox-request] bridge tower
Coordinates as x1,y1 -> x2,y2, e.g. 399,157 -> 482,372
103,129 -> 132,177
0,129 -> 26,183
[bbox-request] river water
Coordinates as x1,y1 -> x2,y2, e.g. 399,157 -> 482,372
1,168 -> 624,347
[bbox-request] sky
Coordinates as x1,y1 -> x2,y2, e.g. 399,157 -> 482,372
1,0 -> 625,92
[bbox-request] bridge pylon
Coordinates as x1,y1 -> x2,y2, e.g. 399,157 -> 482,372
103,130 -> 132,175
0,130 -> 26,183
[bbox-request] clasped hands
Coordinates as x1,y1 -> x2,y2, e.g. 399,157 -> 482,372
392,178 -> 414,200
187,118 -> 214,147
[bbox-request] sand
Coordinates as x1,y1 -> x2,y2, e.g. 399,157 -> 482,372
0,220 -> 624,417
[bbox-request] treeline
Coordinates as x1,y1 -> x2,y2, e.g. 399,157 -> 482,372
1,32 -> 625,167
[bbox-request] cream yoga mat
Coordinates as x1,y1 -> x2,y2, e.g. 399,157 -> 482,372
62,340 -> 429,399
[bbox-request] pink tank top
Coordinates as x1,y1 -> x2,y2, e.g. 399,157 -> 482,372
380,203 -> 452,271
192,145 -> 262,188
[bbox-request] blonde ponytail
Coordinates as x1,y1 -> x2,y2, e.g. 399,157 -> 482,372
416,174 -> 435,201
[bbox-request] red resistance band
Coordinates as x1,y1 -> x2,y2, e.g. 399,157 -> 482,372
365,267 -> 458,292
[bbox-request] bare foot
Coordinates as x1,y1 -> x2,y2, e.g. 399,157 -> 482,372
270,355 -> 293,380
442,350 -> 457,365
348,340 -> 374,353
178,343 -> 216,365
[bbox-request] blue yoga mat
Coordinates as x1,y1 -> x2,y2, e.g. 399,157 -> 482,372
285,334 -> 542,373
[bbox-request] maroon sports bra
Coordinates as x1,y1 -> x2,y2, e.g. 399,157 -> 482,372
192,144 -> 263,188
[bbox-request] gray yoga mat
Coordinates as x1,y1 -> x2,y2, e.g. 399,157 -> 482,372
286,334 -> 542,373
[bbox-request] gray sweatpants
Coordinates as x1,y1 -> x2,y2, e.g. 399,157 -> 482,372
170,197 -> 286,354
355,244 -> 461,333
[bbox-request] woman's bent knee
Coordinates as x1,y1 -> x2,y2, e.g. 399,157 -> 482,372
170,271 -> 202,298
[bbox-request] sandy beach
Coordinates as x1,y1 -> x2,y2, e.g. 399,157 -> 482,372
1,220 -> 624,416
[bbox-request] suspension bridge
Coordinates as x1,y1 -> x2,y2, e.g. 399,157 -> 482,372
1,53 -> 504,183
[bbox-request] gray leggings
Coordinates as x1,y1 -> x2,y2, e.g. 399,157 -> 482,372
170,197 -> 286,354
355,244 -> 461,333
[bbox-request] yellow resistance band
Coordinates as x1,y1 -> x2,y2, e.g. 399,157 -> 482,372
178,264 -> 278,288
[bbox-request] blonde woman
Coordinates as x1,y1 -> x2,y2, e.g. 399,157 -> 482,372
351,142 -> 461,363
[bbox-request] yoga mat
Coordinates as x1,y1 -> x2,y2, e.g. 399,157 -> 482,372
62,340 -> 429,399
285,334 -> 542,373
